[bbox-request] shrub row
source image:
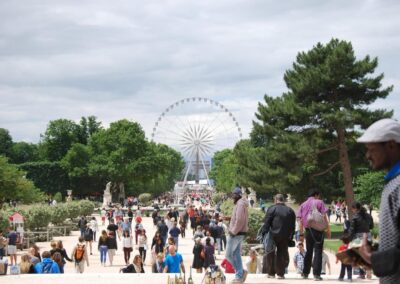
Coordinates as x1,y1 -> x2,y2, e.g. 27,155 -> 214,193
0,200 -> 95,231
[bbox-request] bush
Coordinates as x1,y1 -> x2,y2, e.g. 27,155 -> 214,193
138,193 -> 152,206
50,204 -> 69,225
78,200 -> 95,217
66,202 -> 81,219
53,192 -> 63,203
24,206 -> 52,230
212,192 -> 225,205
220,199 -> 234,216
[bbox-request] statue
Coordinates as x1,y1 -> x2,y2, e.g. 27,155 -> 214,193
102,182 -> 112,208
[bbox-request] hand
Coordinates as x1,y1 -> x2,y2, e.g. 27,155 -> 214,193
326,230 -> 331,239
358,233 -> 372,264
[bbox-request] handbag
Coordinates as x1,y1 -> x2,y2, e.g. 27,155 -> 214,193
307,201 -> 328,232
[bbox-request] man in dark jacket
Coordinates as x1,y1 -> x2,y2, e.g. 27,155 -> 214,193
261,194 -> 296,279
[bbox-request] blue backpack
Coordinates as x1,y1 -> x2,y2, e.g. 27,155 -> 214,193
42,262 -> 53,273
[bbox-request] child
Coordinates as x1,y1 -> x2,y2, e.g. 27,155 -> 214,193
293,242 -> 306,274
336,235 -> 352,282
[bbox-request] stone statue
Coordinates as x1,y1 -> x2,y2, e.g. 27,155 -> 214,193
102,182 -> 112,208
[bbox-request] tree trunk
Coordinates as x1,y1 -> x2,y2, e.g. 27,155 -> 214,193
337,127 -> 354,217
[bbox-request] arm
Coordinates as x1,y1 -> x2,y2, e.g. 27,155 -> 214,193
324,214 -> 331,239
180,261 -> 185,274
63,248 -> 73,262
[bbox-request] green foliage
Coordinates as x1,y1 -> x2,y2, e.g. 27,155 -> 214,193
211,192 -> 225,205
0,128 -> 13,157
138,193 -> 152,206
53,192 -> 63,203
0,155 -> 44,203
9,142 -> 39,164
354,171 -> 385,208
66,202 -> 82,219
245,38 -> 393,203
247,208 -> 265,242
78,200 -> 96,217
0,210 -> 10,232
19,161 -> 69,195
220,199 -> 234,216
24,206 -> 53,230
50,204 -> 68,225
210,149 -> 238,193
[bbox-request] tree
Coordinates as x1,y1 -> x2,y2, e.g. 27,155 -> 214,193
40,119 -> 82,161
0,128 -> 13,157
354,171 -> 385,208
10,142 -> 39,164
0,156 -> 44,203
76,116 -> 102,145
209,149 -> 239,192
252,39 -> 392,205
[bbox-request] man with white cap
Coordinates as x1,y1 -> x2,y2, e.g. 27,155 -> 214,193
357,118 -> 400,283
225,186 -> 249,283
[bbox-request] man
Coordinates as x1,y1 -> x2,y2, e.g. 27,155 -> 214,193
107,219 -> 119,237
0,231 -> 6,260
7,227 -> 18,265
298,189 -> 331,281
157,219 -> 169,245
293,242 -> 306,274
261,194 -> 296,279
357,118 -> 400,283
78,216 -> 87,238
169,222 -> 181,250
163,245 -> 185,273
225,187 -> 249,284
34,251 -> 60,273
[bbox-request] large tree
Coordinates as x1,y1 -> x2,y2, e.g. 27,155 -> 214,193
252,39 -> 392,205
0,128 -> 13,157
209,149 -> 239,192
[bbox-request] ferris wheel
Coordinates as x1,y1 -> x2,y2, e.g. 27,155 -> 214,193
151,97 -> 243,186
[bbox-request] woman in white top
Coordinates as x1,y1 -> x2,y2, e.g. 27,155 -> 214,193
137,230 -> 148,264
122,230 -> 133,265
90,217 -> 99,242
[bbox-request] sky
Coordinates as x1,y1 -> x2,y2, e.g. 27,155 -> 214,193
0,0 -> 399,145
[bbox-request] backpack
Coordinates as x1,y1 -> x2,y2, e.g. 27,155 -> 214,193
42,262 -> 53,274
74,244 -> 85,262
307,201 -> 328,232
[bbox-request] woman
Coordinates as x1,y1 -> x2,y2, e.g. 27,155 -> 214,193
107,231 -> 118,266
32,244 -> 41,262
192,237 -> 204,273
19,254 -> 35,274
138,229 -> 148,263
90,217 -> 99,242
348,201 -> 374,279
84,223 -> 94,255
52,252 -> 64,273
121,254 -> 145,273
152,253 -> 165,273
203,237 -> 215,269
57,240 -> 72,272
122,230 -> 133,265
151,234 -> 164,264
98,230 -> 108,266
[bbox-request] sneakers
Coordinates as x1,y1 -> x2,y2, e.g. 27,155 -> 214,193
314,276 -> 323,281
277,275 -> 285,280
242,270 -> 248,283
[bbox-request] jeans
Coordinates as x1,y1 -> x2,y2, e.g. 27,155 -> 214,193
173,237 -> 179,250
124,247 -> 132,264
99,245 -> 108,264
303,228 -> 324,277
139,247 -> 147,263
80,228 -> 85,237
339,263 -> 352,280
216,238 -> 222,255
226,235 -> 245,280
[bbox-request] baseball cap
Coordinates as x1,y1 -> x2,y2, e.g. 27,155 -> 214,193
232,187 -> 242,195
357,119 -> 400,143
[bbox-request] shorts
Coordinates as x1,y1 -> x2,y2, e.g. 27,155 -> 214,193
7,245 -> 17,255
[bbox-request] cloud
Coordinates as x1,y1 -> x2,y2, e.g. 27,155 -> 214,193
0,0 -> 399,147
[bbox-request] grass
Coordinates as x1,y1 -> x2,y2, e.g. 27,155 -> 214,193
324,239 -> 341,253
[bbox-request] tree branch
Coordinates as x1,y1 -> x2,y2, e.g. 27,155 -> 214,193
311,161 -> 340,178
317,144 -> 338,155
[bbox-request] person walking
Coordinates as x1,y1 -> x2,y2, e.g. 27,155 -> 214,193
261,194 -> 296,279
203,237 -> 215,270
163,245 -> 185,273
34,251 -> 60,274
169,222 -> 181,251
138,229 -> 148,264
78,216 -> 87,238
7,227 -> 18,266
225,187 -> 249,284
298,189 -> 331,281
348,201 -> 374,279
106,231 -> 118,266
122,230 -> 133,265
357,119 -> 400,283
90,217 -> 99,242
71,237 -> 89,273
84,223 -> 94,255
98,230 -> 108,266
192,237 -> 204,273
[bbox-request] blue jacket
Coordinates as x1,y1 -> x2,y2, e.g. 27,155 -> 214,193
34,258 -> 61,274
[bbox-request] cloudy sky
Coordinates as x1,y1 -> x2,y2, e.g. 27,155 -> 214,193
0,0 -> 399,144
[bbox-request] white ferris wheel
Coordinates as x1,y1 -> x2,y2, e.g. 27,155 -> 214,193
151,97 -> 243,186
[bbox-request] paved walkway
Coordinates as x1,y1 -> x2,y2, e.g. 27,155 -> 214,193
4,214 -> 378,283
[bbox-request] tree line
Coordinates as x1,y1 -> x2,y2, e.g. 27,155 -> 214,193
0,117 -> 184,202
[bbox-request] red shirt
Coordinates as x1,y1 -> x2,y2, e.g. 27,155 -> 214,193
221,259 -> 235,273
338,244 -> 348,253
